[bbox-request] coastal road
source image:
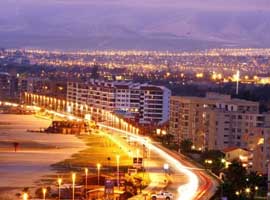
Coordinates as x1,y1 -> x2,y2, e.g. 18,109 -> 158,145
98,123 -> 218,200
99,128 -> 189,199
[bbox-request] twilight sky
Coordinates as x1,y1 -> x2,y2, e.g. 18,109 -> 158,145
5,0 -> 269,11
0,0 -> 270,50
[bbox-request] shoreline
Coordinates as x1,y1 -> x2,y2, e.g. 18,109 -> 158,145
0,114 -> 87,198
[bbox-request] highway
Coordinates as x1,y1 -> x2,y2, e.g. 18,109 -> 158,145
98,123 -> 219,200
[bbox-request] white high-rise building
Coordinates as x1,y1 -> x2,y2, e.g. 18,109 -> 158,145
67,80 -> 171,124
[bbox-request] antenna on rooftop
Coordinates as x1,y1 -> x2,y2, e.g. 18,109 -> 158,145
236,70 -> 240,95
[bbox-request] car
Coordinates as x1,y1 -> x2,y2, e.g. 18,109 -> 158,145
151,191 -> 173,200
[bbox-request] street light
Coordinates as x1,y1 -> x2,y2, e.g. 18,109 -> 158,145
163,163 -> 169,175
116,155 -> 120,189
204,159 -> 213,171
85,168 -> 88,198
136,149 -> 140,162
72,173 -> 76,200
42,188 -> 47,200
255,186 -> 259,197
57,178 -> 62,200
205,159 -> 213,164
22,193 -> 28,200
245,187 -> 251,195
97,163 -> 101,185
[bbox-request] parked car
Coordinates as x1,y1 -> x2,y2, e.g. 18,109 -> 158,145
151,191 -> 173,200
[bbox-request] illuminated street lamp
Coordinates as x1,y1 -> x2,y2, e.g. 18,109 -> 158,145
116,155 -> 120,189
163,163 -> 169,175
136,149 -> 140,161
255,186 -> 259,197
42,188 -> 47,200
57,178 -> 62,200
72,173 -> 76,200
245,187 -> 251,195
204,159 -> 213,171
205,159 -> 213,164
97,163 -> 101,185
85,168 -> 88,198
22,193 -> 28,200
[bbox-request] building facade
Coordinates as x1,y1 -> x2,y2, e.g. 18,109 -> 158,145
67,80 -> 171,124
0,72 -> 11,100
245,126 -> 270,174
19,77 -> 67,100
169,93 -> 263,151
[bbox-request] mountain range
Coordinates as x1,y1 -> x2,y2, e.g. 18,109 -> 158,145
0,0 -> 269,51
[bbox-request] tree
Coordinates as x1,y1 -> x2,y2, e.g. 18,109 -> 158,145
221,160 -> 253,200
200,150 -> 225,174
245,171 -> 267,198
179,139 -> 193,153
163,133 -> 174,145
224,160 -> 247,187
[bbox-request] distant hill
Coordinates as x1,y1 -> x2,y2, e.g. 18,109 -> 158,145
0,1 -> 269,51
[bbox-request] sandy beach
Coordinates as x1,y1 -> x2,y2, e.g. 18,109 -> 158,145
0,114 -> 87,197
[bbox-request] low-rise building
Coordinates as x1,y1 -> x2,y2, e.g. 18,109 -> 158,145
222,147 -> 250,164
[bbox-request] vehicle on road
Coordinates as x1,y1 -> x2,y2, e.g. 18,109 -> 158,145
151,191 -> 173,200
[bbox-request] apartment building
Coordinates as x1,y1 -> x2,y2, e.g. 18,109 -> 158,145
244,124 -> 270,174
67,80 -> 171,124
170,93 -> 230,147
169,93 -> 262,150
19,77 -> 67,100
0,72 -> 11,100
207,105 -> 263,150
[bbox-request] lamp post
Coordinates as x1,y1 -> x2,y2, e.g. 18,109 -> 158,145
116,155 -> 120,189
42,188 -> 47,200
85,168 -> 88,198
97,163 -> 101,185
136,149 -> 139,162
57,178 -> 62,200
245,187 -> 251,198
22,193 -> 28,200
163,163 -> 169,175
255,186 -> 259,197
107,157 -> 111,173
72,173 -> 76,200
